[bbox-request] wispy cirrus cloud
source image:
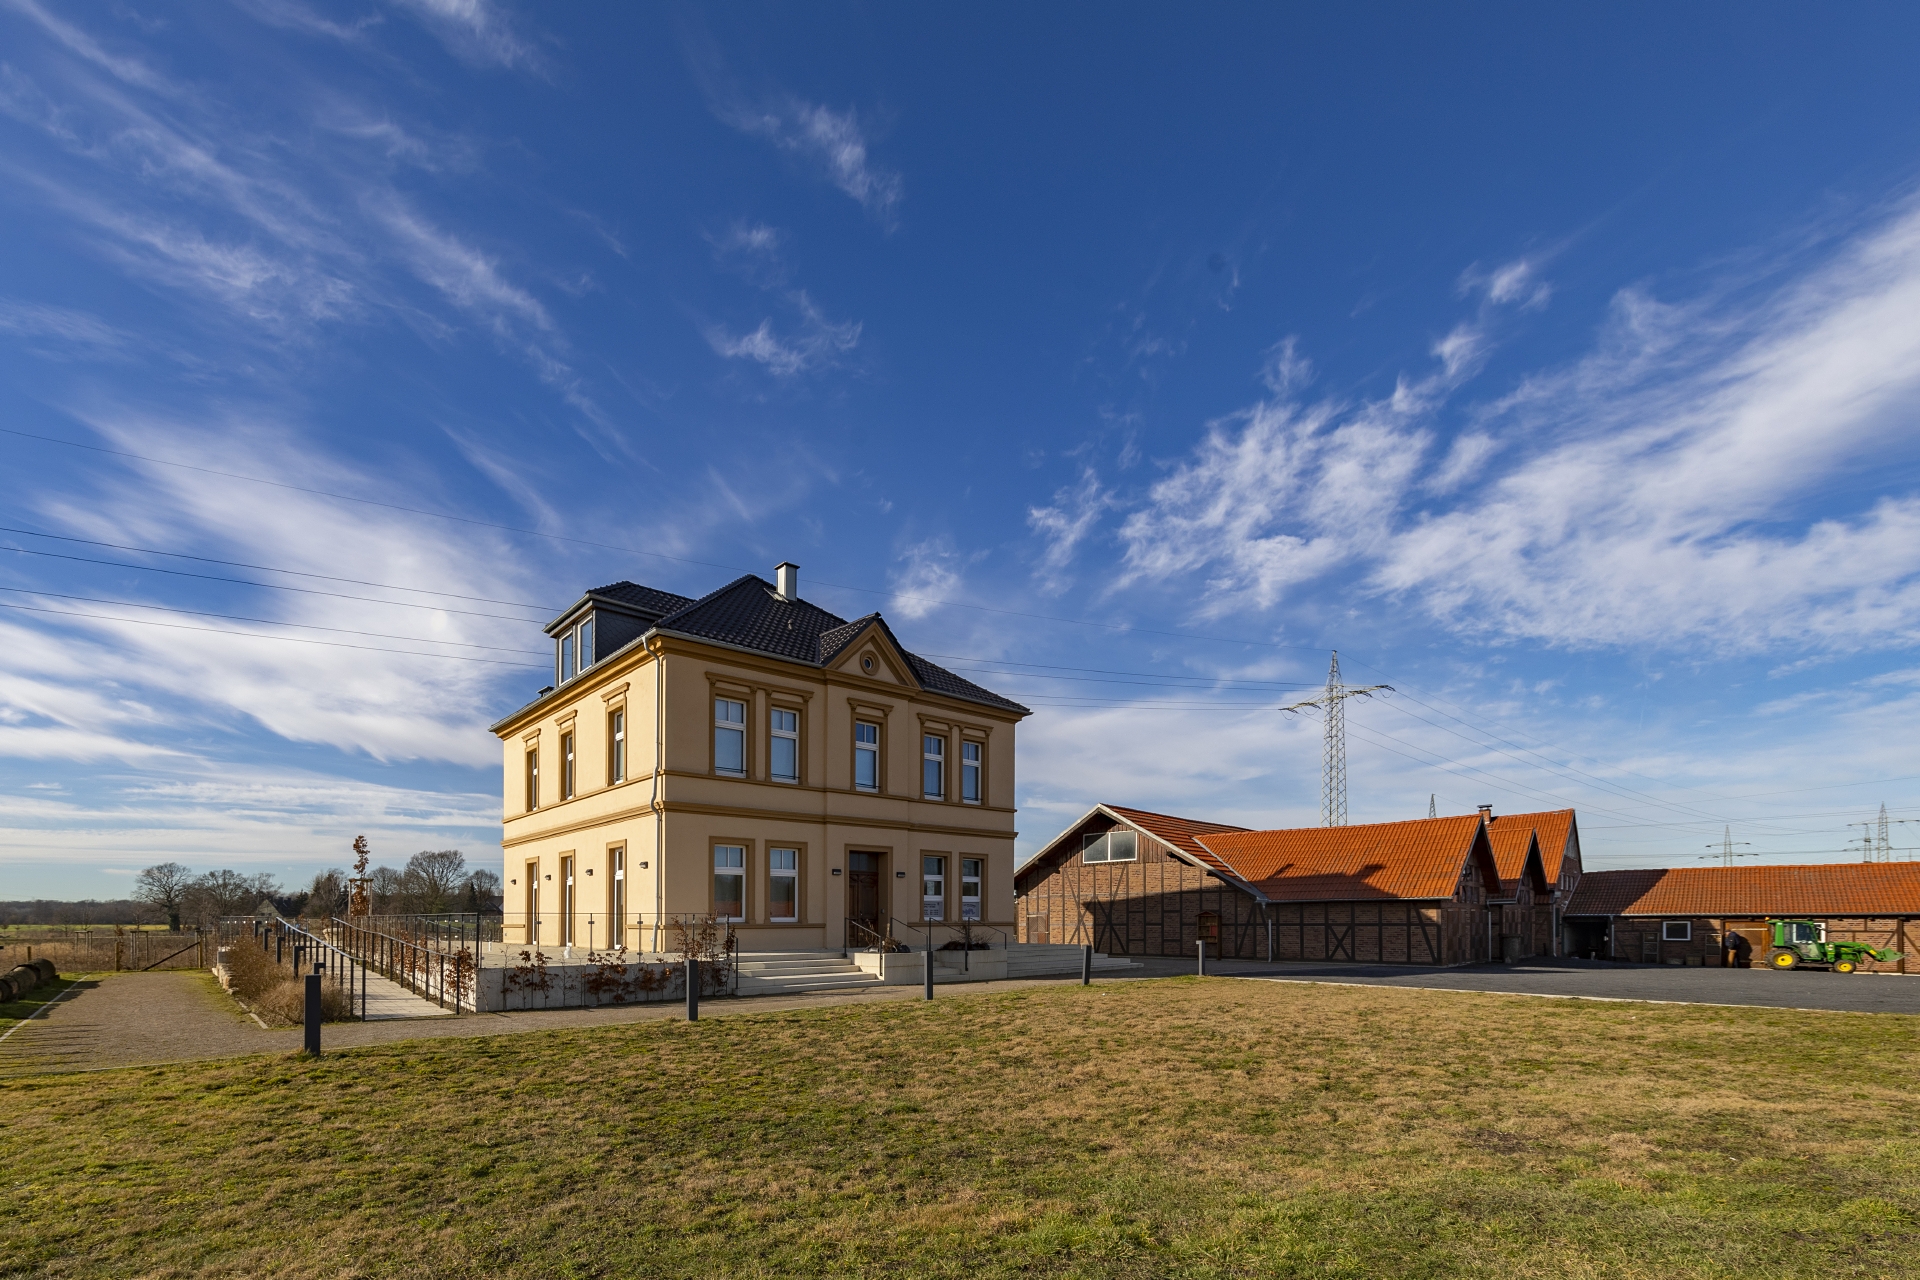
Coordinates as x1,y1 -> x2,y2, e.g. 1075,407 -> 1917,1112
704,290 -> 860,377
388,0 -> 536,70
720,97 -> 903,226
1027,469 -> 1115,595
1102,205 -> 1920,656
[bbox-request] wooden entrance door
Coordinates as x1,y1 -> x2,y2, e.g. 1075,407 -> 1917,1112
846,852 -> 882,947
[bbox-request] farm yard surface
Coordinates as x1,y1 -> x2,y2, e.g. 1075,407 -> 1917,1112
4,978 -> 1918,1279
1209,957 -> 1920,1016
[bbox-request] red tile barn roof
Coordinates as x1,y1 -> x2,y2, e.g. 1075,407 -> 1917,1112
1103,805 -> 1250,875
1196,815 -> 1497,902
1483,819 -> 1547,898
1565,863 -> 1920,917
1487,809 -> 1576,883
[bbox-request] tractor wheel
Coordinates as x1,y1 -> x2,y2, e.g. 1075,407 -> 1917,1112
1770,949 -> 1799,969
1834,959 -> 1856,974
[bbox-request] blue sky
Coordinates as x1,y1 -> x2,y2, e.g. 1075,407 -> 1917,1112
6,1 -> 1920,897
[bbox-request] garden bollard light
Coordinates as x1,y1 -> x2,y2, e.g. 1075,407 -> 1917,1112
1197,939 -> 1207,976
1082,943 -> 1093,986
685,954 -> 699,1022
303,971 -> 322,1057
924,947 -> 934,1000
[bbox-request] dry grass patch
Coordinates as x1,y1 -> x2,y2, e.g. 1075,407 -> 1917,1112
3,977 -> 1918,1279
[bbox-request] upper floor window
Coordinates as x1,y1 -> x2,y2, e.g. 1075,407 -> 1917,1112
609,709 -> 625,784
770,708 -> 799,782
960,740 -> 982,804
1082,830 -> 1137,863
922,734 -> 945,800
714,698 -> 746,776
854,721 -> 880,791
525,748 -> 539,811
555,614 -> 595,684
561,731 -> 576,800
960,857 -> 983,921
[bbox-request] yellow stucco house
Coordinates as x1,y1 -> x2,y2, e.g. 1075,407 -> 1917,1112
490,563 -> 1030,958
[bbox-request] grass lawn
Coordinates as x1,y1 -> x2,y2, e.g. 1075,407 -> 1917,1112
3,977 -> 1917,1279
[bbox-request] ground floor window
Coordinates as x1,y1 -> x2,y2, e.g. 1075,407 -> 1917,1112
1662,920 -> 1691,942
1198,911 -> 1220,944
960,857 -> 982,921
714,845 -> 746,921
608,847 -> 625,948
922,855 -> 946,921
769,848 -> 798,922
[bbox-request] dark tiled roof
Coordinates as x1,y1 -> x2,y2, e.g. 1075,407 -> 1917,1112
590,581 -> 697,618
1565,864 -> 1920,918
637,575 -> 1029,715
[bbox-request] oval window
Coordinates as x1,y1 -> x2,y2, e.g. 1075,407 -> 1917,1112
861,654 -> 875,673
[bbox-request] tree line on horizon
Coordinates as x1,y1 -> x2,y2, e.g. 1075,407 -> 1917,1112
2,849 -> 502,930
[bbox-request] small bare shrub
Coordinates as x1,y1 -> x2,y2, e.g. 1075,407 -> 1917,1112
254,978 -> 354,1025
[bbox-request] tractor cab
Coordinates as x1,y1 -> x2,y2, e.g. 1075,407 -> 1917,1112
1776,920 -> 1823,946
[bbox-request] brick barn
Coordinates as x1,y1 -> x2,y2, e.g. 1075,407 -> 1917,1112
1562,863 -> 1920,972
1015,807 -> 1518,965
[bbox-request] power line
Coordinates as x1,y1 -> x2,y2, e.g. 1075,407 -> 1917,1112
0,599 -> 546,667
0,525 -> 560,611
0,544 -> 539,622
2,426 -> 1333,652
0,585 -> 549,655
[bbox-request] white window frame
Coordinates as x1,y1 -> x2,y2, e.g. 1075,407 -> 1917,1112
561,731 -> 575,800
577,614 -> 594,672
609,847 -> 625,949
610,709 -> 625,784
960,740 -> 982,804
923,734 -> 946,800
922,855 -> 947,922
525,748 -> 539,812
713,845 -> 746,922
854,721 -> 880,792
558,632 -> 575,684
560,855 -> 575,946
1662,920 -> 1690,942
770,707 -> 799,783
714,698 -> 747,777
768,847 -> 799,923
959,857 -> 983,922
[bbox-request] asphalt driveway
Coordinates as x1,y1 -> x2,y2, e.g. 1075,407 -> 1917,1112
1207,956 -> 1920,1015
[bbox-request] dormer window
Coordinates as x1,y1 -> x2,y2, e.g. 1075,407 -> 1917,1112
555,613 -> 595,684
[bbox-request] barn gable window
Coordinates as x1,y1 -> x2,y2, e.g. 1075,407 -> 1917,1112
1082,830 -> 1137,864
1662,920 -> 1691,942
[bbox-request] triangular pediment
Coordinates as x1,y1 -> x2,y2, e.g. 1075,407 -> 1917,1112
823,616 -> 920,688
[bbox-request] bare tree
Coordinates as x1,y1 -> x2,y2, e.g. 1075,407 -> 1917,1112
134,862 -> 194,932
183,869 -> 280,926
463,868 -> 503,913
305,869 -> 349,919
404,849 -> 467,914
369,866 -> 405,914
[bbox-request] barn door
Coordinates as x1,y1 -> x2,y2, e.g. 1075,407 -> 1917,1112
1326,922 -> 1355,961
1091,899 -> 1126,955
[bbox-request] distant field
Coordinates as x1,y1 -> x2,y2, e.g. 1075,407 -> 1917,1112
3,977 -> 1917,1279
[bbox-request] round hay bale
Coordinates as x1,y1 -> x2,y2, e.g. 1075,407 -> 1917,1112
5,965 -> 40,996
0,974 -> 16,1002
31,958 -> 55,982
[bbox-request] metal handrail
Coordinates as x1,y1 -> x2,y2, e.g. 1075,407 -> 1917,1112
330,915 -> 477,1013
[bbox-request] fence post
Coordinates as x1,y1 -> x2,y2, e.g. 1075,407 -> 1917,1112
924,947 -> 934,1000
1082,943 -> 1093,986
686,954 -> 699,1022
1197,939 -> 1207,976
303,969 -> 322,1057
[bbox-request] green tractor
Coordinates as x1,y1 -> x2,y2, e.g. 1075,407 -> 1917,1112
1765,919 -> 1903,974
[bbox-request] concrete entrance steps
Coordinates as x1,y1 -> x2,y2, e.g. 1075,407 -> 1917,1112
735,951 -> 883,996
1003,943 -> 1145,979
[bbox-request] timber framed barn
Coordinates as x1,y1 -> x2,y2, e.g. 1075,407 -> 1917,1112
1563,863 -> 1920,972
1015,806 -> 1530,965
1484,808 -> 1584,958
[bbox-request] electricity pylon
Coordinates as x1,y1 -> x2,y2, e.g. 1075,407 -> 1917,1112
1849,803 -> 1895,862
1702,825 -> 1753,866
1428,794 -> 1437,819
1279,651 -> 1390,827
